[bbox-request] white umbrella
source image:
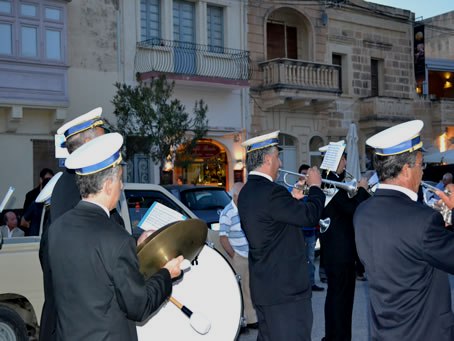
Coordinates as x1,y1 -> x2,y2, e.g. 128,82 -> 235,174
346,123 -> 361,180
424,149 -> 454,164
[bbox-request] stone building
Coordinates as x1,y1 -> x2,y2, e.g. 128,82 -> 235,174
247,0 -> 453,172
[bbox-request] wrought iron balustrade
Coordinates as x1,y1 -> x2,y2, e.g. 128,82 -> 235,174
135,38 -> 251,81
257,58 -> 341,93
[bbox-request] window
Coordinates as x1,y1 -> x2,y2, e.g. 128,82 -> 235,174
173,0 -> 194,43
0,1 -> 12,14
332,53 -> 342,90
207,5 -> 223,52
0,0 -> 65,62
267,22 -> 297,60
371,59 -> 379,96
0,22 -> 12,54
140,0 -> 160,41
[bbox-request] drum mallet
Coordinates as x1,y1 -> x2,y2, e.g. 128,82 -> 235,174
169,296 -> 211,335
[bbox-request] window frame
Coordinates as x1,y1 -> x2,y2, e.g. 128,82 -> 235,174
207,4 -> 224,53
0,0 -> 66,64
140,0 -> 160,41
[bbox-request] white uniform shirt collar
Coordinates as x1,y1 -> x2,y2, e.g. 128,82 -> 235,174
82,199 -> 110,217
7,228 -> 13,238
378,183 -> 418,202
249,170 -> 273,182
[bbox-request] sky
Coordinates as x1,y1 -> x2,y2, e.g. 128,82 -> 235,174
368,0 -> 453,20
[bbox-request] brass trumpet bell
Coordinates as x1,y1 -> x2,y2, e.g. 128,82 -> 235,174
137,219 -> 208,279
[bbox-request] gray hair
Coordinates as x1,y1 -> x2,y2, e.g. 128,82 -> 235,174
76,166 -> 120,198
374,151 -> 417,182
66,128 -> 101,154
246,146 -> 277,173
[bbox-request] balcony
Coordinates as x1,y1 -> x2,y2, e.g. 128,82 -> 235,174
135,38 -> 251,87
252,58 -> 341,109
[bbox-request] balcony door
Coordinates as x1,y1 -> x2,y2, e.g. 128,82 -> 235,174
173,0 -> 196,74
267,22 -> 297,60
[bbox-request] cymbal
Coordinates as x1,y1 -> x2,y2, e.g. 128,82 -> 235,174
137,219 -> 208,279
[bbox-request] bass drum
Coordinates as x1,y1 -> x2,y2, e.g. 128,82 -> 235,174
137,244 -> 243,341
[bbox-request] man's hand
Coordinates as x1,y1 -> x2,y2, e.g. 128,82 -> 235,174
305,167 -> 322,188
163,255 -> 184,279
291,183 -> 305,200
436,184 -> 454,210
358,177 -> 369,190
137,230 -> 154,246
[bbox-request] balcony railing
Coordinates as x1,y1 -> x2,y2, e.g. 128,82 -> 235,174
135,38 -> 251,81
257,58 -> 341,93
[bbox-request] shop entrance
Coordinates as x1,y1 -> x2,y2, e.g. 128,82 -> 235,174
175,140 -> 228,187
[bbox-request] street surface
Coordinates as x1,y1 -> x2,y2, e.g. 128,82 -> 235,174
238,257 -> 454,341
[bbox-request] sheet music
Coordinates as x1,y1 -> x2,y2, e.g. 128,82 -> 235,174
0,187 -> 15,213
138,202 -> 187,231
55,134 -> 69,159
320,142 -> 346,172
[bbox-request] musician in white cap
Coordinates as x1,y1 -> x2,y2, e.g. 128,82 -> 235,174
354,120 -> 454,340
237,131 -> 325,341
51,107 -> 106,222
48,133 -> 183,341
318,141 -> 369,341
39,107 -> 110,341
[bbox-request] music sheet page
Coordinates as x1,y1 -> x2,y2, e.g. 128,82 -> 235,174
138,202 -> 187,231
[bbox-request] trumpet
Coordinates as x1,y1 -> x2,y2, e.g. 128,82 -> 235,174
279,168 -> 358,198
421,181 -> 452,225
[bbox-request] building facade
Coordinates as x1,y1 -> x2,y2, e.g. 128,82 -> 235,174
247,0 -> 453,173
0,0 -> 249,208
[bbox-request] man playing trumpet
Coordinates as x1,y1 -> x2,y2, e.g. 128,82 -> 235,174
318,142 -> 369,341
237,131 -> 325,341
354,120 -> 454,340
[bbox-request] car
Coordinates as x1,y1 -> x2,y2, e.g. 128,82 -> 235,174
0,183 -> 207,340
163,185 -> 231,231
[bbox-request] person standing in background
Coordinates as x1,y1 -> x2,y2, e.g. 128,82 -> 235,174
297,163 -> 324,292
23,168 -> 54,213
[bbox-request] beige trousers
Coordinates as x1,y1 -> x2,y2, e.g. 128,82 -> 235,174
232,253 -> 257,325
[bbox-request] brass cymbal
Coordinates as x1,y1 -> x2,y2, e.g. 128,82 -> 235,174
137,219 -> 208,279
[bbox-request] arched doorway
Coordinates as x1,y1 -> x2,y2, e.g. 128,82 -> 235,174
174,140 -> 228,187
309,136 -> 324,167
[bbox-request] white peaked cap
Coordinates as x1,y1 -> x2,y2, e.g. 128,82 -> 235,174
57,107 -> 104,139
65,133 -> 123,175
35,172 -> 63,204
366,120 -> 424,156
242,131 -> 281,153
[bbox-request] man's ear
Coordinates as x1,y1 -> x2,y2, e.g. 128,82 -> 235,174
103,177 -> 113,196
401,163 -> 411,179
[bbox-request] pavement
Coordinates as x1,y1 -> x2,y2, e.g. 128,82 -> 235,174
238,257 -> 454,341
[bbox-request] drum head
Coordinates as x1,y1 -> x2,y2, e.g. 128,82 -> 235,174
137,219 -> 207,279
137,245 -> 243,341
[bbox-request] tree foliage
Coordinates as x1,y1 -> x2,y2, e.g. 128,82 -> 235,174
111,75 -> 208,167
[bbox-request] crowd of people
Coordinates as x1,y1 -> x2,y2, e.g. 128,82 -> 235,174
3,111 -> 454,341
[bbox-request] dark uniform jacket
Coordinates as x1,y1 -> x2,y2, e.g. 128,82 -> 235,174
50,169 -> 79,223
48,201 -> 172,341
321,185 -> 370,264
354,189 -> 454,340
237,174 -> 325,306
40,169 -> 124,340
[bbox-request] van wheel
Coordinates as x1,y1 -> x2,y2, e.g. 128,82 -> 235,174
0,305 -> 28,341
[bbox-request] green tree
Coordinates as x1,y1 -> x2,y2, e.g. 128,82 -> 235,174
111,75 -> 208,181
